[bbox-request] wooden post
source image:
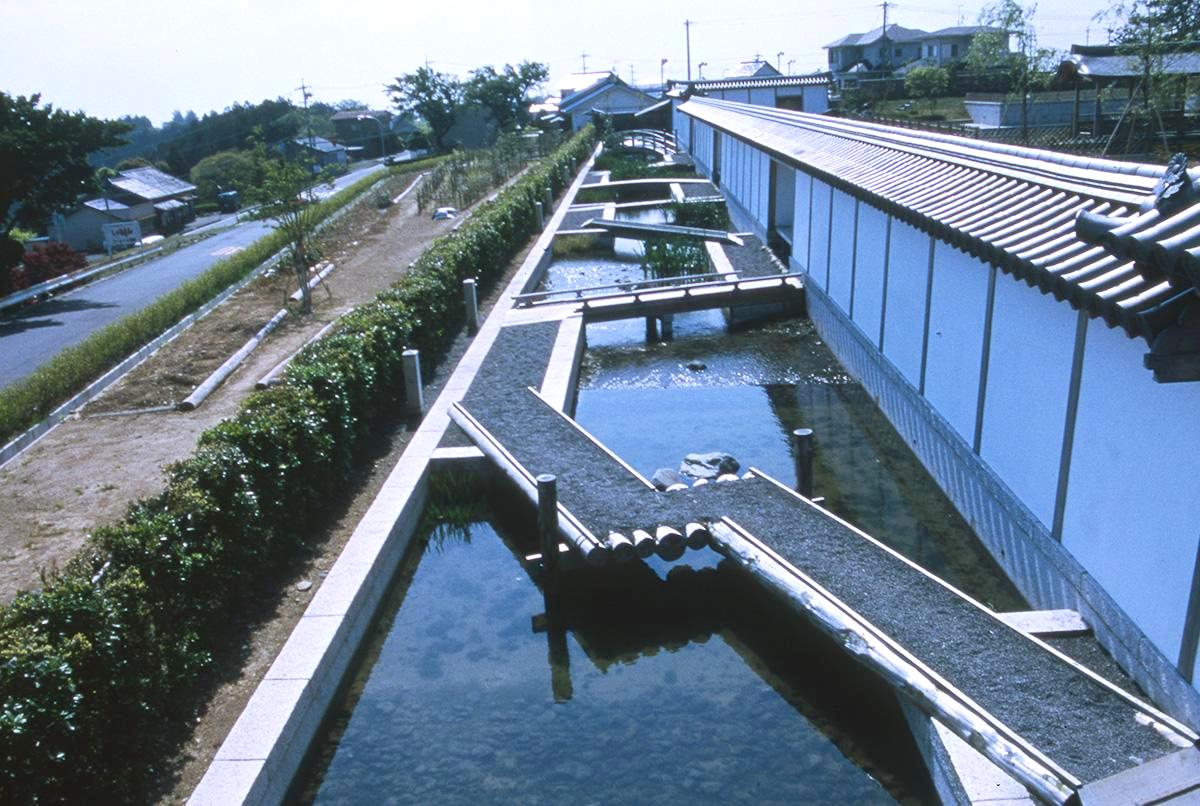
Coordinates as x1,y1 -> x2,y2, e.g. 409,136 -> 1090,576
645,316 -> 658,343
463,278 -> 479,335
547,621 -> 573,702
792,427 -> 814,497
660,314 -> 674,341
537,474 -> 560,584
1072,83 -> 1081,137
402,349 -> 424,415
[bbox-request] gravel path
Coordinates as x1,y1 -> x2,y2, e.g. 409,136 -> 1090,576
724,235 -> 787,278
457,320 -> 1182,788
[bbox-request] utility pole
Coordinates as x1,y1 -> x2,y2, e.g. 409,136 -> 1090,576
629,64 -> 636,85
296,79 -> 315,150
660,57 -> 668,89
879,1 -> 894,72
777,51 -> 784,70
581,52 -> 589,72
685,19 -> 693,80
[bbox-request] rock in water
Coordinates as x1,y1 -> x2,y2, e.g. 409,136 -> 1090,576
652,468 -> 685,490
686,360 -> 707,371
679,452 -> 740,480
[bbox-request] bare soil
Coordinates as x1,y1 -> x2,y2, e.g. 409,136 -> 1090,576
0,165 -> 546,803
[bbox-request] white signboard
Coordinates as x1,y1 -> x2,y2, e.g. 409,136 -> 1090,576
103,220 -> 141,253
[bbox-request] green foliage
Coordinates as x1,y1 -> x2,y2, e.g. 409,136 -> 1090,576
189,149 -> 262,203
0,127 -> 597,802
463,62 -> 549,131
592,151 -> 691,181
905,66 -> 951,114
387,67 -> 464,152
642,238 -> 709,280
669,200 -> 729,230
0,92 -> 128,285
250,152 -> 328,314
967,0 -> 1057,124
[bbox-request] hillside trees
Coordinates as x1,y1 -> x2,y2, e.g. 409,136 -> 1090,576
190,150 -> 262,203
388,61 -> 550,152
0,92 -> 127,292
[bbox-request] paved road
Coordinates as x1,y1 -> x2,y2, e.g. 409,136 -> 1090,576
0,163 -> 384,390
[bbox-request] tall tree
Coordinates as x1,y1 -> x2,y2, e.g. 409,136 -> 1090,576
967,0 -> 1057,141
386,67 -> 463,152
0,93 -> 127,285
463,62 -> 549,132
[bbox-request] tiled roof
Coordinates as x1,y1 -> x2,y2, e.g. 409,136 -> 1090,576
925,25 -> 999,38
679,97 -> 1200,342
109,167 -> 196,201
1061,50 -> 1200,79
680,72 -> 833,92
295,136 -> 344,153
825,24 -> 929,49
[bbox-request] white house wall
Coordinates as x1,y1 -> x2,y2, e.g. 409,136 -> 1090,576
1062,318 -> 1200,667
678,100 -> 1200,723
923,243 -> 990,446
980,277 -> 1077,529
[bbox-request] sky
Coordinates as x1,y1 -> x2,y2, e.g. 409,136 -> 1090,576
1,0 -> 1115,126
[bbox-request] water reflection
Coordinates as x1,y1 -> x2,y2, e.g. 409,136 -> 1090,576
294,503 -> 935,805
576,314 -> 1026,612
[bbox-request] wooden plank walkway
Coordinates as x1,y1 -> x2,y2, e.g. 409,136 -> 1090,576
449,318 -> 1200,804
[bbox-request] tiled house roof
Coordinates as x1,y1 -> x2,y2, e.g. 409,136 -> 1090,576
680,97 -> 1200,342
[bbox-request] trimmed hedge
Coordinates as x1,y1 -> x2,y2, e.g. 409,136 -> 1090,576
0,127 -> 595,802
0,158 -> 444,449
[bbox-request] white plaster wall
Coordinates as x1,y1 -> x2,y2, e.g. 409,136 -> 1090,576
773,162 -> 796,231
1062,318 -> 1200,666
979,278 -> 1077,528
673,106 -> 691,153
881,220 -> 930,388
750,88 -> 774,107
827,191 -> 857,312
808,180 -> 833,292
791,171 -> 813,271
851,204 -> 888,346
805,86 -> 830,114
757,151 -> 771,227
923,243 -> 990,445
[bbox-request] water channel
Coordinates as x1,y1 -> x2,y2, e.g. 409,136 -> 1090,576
293,231 -> 1029,803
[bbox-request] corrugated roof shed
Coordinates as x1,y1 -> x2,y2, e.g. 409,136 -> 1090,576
295,136 -> 344,154
83,198 -> 130,211
108,167 -> 196,201
679,97 -> 1200,342
1061,48 -> 1200,79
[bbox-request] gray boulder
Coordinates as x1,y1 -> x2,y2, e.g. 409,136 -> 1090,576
679,452 -> 740,480
652,468 -> 685,491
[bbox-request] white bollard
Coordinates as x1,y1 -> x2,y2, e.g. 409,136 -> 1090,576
403,349 -> 424,415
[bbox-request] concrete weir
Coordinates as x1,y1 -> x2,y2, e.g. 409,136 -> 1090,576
193,141 -> 1200,806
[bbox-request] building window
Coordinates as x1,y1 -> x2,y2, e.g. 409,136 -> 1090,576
895,47 -> 902,57
951,43 -> 959,57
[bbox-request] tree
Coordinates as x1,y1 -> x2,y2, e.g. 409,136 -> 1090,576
0,92 -> 128,288
249,151 -> 326,314
386,67 -> 463,152
463,62 -> 549,132
190,150 -> 262,203
905,66 -> 951,115
1098,0 -> 1200,152
967,0 -> 1057,141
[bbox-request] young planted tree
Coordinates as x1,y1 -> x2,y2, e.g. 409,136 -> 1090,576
967,0 -> 1057,141
251,154 -> 325,314
905,66 -> 951,116
0,92 -> 127,291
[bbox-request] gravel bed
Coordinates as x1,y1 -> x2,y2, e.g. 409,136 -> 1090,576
457,323 -> 1178,789
710,479 -> 1179,784
725,236 -> 787,278
681,181 -> 720,198
558,209 -> 603,230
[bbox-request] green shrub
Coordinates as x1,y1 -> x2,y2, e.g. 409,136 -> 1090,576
0,126 -> 596,802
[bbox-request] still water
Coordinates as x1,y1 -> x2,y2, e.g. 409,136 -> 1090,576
293,504 -> 935,804
576,314 -> 1026,612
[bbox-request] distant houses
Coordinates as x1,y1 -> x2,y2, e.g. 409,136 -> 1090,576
557,72 -> 659,131
286,136 -> 349,169
824,23 -> 1003,90
50,166 -> 196,253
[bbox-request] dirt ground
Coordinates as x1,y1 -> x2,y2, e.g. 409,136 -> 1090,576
0,165 -> 546,802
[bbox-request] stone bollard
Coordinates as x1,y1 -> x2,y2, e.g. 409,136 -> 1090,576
463,278 -> 479,335
403,349 -> 424,415
792,428 -> 815,498
544,186 -> 553,212
535,201 -> 545,230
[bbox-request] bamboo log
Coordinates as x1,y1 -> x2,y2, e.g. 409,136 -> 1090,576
179,308 -> 288,411
289,261 -> 336,301
684,522 -> 711,549
606,532 -> 636,562
656,525 -> 685,556
631,529 -> 656,558
716,473 -> 739,483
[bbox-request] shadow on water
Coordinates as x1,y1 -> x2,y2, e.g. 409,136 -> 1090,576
291,483 -> 936,805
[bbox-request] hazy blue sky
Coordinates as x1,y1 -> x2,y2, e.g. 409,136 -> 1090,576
2,0 -> 1112,125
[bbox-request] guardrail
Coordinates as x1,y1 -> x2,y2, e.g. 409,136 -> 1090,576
0,247 -> 165,313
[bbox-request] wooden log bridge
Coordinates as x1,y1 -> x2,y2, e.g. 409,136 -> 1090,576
447,319 -> 1200,804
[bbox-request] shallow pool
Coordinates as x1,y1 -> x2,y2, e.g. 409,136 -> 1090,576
292,502 -> 936,804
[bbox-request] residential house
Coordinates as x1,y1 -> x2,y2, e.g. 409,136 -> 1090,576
557,72 -> 658,131
287,136 -> 349,169
825,24 -> 1003,88
50,166 -> 196,252
723,60 -> 781,79
331,109 -> 393,159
